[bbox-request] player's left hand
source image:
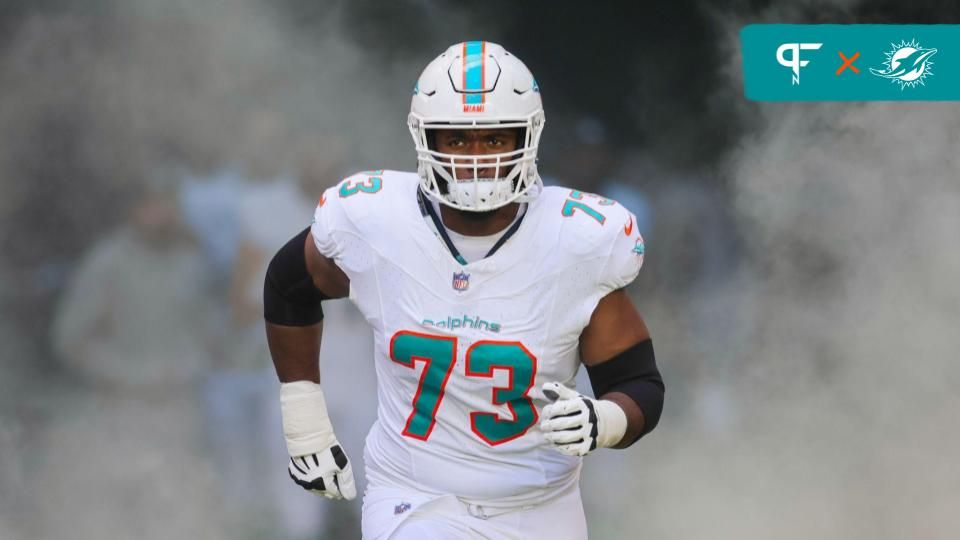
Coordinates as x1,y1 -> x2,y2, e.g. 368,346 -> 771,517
539,382 -> 627,456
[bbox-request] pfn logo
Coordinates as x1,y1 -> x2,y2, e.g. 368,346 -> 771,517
776,43 -> 823,85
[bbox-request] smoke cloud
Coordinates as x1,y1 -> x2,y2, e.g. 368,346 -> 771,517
613,3 -> 960,538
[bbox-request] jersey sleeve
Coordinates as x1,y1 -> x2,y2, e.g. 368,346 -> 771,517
598,207 -> 645,292
310,185 -> 342,259
308,171 -> 387,277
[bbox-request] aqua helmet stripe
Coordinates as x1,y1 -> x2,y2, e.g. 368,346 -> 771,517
463,41 -> 485,106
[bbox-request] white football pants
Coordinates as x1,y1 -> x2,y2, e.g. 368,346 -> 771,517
361,480 -> 587,539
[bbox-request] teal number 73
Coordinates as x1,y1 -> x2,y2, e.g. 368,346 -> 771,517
561,190 -> 614,224
339,170 -> 384,198
389,331 -> 538,446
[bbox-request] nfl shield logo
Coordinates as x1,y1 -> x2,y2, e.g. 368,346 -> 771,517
452,271 -> 470,291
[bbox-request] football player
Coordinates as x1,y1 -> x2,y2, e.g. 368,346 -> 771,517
264,41 -> 664,539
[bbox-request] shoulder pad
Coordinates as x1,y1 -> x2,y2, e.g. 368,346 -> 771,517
311,170 -> 420,258
539,186 -> 644,290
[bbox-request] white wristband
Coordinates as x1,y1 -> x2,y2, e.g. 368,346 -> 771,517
593,399 -> 628,449
280,381 -> 335,457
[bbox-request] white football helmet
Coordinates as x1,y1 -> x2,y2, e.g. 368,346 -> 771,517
409,41 -> 545,212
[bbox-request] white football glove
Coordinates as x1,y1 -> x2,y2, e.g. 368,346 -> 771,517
280,381 -> 356,500
539,381 -> 628,457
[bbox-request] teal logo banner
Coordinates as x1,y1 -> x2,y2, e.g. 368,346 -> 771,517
741,25 -> 960,101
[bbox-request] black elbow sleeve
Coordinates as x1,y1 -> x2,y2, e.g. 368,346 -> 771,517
586,339 -> 665,441
263,227 -> 326,326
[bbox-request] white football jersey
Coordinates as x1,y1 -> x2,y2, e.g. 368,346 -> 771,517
311,170 -> 644,508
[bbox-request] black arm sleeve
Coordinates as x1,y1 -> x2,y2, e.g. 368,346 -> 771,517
586,339 -> 665,443
263,227 -> 327,326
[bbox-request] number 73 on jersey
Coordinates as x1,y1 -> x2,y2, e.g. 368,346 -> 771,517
390,330 -> 538,446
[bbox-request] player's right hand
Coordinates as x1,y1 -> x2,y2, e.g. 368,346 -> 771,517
287,443 -> 356,500
280,381 -> 356,500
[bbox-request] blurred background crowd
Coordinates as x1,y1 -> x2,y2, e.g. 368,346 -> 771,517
1,1 -> 959,539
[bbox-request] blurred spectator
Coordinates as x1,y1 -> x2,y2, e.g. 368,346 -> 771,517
181,127 -> 376,539
197,169 -> 323,539
179,168 -> 244,286
52,187 -> 216,387
36,186 -> 223,539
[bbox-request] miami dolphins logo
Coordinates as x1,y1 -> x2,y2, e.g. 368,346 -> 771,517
869,39 -> 937,89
